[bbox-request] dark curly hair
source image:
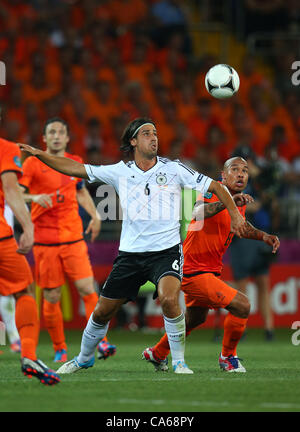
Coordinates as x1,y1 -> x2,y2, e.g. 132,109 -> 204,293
43,117 -> 70,135
120,117 -> 156,155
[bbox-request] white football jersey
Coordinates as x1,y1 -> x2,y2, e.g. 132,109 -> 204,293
84,157 -> 212,253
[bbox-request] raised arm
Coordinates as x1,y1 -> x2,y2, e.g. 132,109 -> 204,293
19,144 -> 88,179
206,180 -> 248,237
241,221 -> 280,253
192,192 -> 254,220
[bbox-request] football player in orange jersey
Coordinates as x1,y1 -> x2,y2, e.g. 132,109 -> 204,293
0,135 -> 60,385
19,118 -> 116,363
142,157 -> 280,372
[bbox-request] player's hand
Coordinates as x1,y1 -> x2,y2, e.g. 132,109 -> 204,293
262,234 -> 280,253
230,212 -> 248,238
17,224 -> 34,255
32,194 -> 53,208
18,143 -> 41,156
233,193 -> 254,207
85,214 -> 101,242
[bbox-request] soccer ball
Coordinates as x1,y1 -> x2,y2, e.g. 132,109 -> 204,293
205,64 -> 240,99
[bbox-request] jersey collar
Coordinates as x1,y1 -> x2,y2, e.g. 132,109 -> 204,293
132,156 -> 159,174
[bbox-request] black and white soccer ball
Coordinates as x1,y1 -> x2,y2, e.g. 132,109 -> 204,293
205,64 -> 240,99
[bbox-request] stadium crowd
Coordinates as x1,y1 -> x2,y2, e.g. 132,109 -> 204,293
0,0 -> 299,237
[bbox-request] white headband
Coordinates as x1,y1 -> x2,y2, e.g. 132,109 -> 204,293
131,122 -> 155,138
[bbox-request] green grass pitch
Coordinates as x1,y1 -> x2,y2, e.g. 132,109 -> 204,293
0,328 -> 299,412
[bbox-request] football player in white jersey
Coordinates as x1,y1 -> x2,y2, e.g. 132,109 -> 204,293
20,117 -> 248,374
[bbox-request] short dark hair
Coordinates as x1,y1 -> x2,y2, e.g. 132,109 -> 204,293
43,117 -> 70,135
223,156 -> 247,171
120,117 -> 155,155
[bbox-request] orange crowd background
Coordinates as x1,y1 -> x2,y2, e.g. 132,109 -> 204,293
0,0 -> 299,184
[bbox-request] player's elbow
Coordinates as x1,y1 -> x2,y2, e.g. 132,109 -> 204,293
2,181 -> 19,201
208,180 -> 226,196
73,163 -> 88,179
192,204 -> 204,220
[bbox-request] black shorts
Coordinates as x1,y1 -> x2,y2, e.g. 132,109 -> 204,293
100,244 -> 183,302
230,237 -> 275,281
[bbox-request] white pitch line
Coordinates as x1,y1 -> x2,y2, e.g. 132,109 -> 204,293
1,375 -> 300,384
109,399 -> 300,410
261,403 -> 300,409
115,398 -> 241,408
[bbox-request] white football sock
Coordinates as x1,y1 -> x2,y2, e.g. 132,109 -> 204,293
77,315 -> 109,364
0,295 -> 19,344
163,313 -> 186,366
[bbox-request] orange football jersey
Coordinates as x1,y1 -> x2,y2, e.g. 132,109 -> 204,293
0,138 -> 23,240
20,153 -> 85,245
183,189 -> 246,275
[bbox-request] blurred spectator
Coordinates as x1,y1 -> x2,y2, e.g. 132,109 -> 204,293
284,92 -> 300,130
149,0 -> 192,53
175,81 -> 197,123
23,66 -> 58,104
288,149 -> 300,200
157,102 -> 178,155
193,146 -> 220,180
267,124 -> 298,162
206,124 -> 230,165
4,119 -> 23,143
187,98 -> 220,145
273,51 -> 300,98
285,0 -> 300,32
84,80 -> 119,129
243,0 -> 288,35
229,144 -> 278,341
120,80 -> 147,120
167,122 -> 197,163
0,0 -> 298,245
238,53 -> 266,104
108,0 -> 148,30
83,118 -> 104,152
249,98 -> 277,156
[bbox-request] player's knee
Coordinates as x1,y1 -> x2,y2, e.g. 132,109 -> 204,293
228,292 -> 250,318
43,287 -> 61,304
78,285 -> 94,297
237,296 -> 250,318
93,302 -> 116,324
14,287 -> 30,300
75,277 -> 94,297
92,309 -> 110,324
159,293 -> 179,315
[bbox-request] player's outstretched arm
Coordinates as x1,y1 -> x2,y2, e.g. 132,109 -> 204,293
242,221 -> 280,253
192,193 -> 254,220
19,143 -> 88,179
207,180 -> 248,237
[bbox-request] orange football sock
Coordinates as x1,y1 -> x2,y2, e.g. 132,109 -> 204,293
15,295 -> 39,361
154,329 -> 193,360
82,292 -> 98,321
43,300 -> 67,352
221,313 -> 248,357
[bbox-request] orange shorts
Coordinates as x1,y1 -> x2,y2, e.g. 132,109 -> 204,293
33,240 -> 93,289
182,272 -> 237,309
0,237 -> 33,296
